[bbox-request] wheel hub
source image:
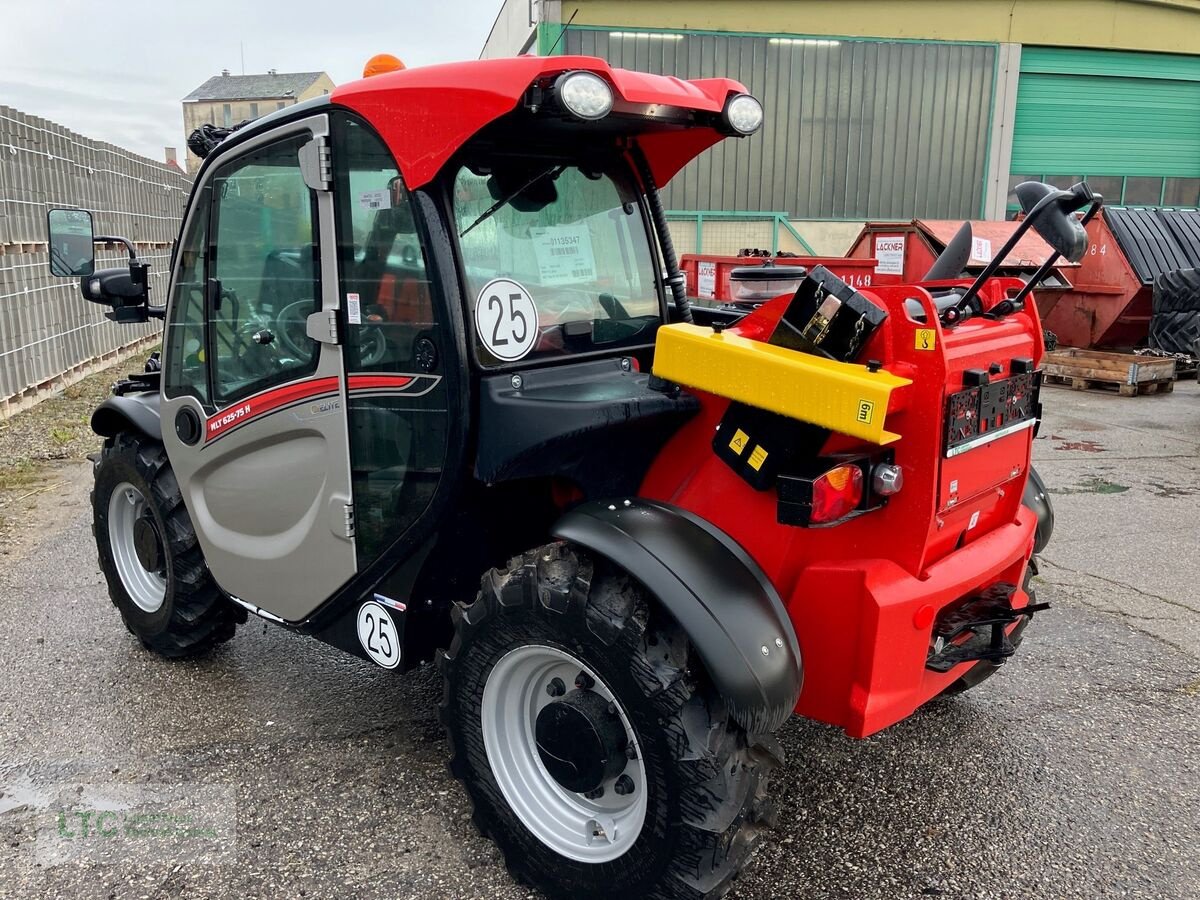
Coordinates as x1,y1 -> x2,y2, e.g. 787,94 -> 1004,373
132,512 -> 164,574
107,482 -> 167,614
535,688 -> 627,794
480,644 -> 648,863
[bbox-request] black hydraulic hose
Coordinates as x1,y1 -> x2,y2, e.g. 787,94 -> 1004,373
633,147 -> 692,323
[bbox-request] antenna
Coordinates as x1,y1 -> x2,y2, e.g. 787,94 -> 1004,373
546,8 -> 578,56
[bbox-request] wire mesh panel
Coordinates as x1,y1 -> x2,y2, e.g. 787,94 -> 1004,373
0,106 -> 190,411
666,213 -> 784,257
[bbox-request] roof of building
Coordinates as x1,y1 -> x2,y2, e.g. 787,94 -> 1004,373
183,71 -> 328,103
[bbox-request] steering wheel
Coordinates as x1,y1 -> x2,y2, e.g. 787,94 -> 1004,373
275,299 -> 388,366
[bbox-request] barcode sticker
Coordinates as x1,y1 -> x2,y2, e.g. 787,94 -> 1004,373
358,189 -> 390,211
530,224 -> 597,286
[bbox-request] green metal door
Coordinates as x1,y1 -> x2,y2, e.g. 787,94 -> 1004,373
1012,48 -> 1200,204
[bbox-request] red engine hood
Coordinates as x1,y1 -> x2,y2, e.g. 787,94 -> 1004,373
332,55 -> 746,189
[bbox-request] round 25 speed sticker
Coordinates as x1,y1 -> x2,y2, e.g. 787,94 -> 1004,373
357,601 -> 401,669
475,278 -> 538,362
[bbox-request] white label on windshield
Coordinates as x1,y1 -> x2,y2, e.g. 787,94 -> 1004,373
359,189 -> 390,211
530,224 -> 597,286
475,278 -> 538,362
874,235 -> 905,275
346,292 -> 362,325
972,236 -> 993,263
697,261 -> 717,299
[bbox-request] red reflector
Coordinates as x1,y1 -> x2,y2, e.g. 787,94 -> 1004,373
810,464 -> 864,524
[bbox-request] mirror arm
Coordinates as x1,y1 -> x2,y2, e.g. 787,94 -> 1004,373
94,235 -> 138,261
1008,196 -> 1104,310
953,196 -> 1057,317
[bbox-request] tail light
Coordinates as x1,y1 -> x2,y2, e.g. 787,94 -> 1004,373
811,465 -> 863,524
777,453 -> 897,527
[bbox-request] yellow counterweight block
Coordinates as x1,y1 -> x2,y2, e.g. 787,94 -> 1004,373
652,324 -> 911,445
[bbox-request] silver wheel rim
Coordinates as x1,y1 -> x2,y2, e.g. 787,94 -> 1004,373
107,482 -> 167,614
481,644 -> 648,863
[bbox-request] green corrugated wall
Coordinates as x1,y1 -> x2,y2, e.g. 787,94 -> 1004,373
1012,47 -> 1200,178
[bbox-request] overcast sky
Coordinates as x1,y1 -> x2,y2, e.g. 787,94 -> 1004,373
0,0 -> 503,162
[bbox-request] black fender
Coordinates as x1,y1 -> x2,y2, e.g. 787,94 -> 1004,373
91,393 -> 162,443
1022,465 -> 1054,554
552,498 -> 802,734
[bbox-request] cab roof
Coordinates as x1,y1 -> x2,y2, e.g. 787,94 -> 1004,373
331,55 -> 748,189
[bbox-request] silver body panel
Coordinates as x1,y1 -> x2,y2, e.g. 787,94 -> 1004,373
161,114 -> 357,623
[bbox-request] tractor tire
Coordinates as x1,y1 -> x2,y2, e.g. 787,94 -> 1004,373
939,571 -> 1037,697
440,543 -> 781,900
1151,268 -> 1200,315
1150,269 -> 1200,358
93,431 -> 240,658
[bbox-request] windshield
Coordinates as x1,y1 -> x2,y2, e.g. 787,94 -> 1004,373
452,162 -> 662,366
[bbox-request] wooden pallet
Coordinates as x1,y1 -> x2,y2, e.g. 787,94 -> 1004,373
1043,348 -> 1176,397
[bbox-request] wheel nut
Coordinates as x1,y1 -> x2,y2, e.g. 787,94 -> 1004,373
546,677 -> 566,698
625,744 -> 638,760
575,672 -> 595,691
614,775 -> 635,796
606,701 -> 618,716
584,786 -> 604,799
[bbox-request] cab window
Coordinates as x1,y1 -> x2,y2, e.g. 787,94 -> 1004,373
333,115 -> 449,566
164,184 -> 211,404
452,161 -> 662,366
208,136 -> 321,405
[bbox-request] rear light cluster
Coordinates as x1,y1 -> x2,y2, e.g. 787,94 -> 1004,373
811,464 -> 863,524
777,455 -> 902,527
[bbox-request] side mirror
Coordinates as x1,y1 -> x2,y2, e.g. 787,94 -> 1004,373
47,208 -> 96,277
1015,181 -> 1093,264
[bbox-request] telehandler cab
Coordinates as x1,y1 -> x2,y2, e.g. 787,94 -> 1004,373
46,54 -> 1085,899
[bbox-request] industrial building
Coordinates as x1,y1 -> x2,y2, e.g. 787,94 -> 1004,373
481,0 -> 1200,254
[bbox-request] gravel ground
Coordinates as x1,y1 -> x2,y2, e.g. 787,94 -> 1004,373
0,377 -> 1198,899
0,351 -> 156,545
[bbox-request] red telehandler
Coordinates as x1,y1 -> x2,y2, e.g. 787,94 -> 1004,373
45,54 -> 1086,898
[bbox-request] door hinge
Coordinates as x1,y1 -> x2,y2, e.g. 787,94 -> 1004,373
341,502 -> 356,539
306,310 -> 339,345
298,135 -> 332,192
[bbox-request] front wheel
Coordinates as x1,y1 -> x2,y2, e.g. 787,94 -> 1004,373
440,543 -> 781,900
93,432 -> 240,657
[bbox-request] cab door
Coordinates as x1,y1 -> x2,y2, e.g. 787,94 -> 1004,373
161,113 -> 357,622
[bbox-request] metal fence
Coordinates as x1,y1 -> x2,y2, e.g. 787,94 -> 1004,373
666,210 -> 818,257
0,105 -> 190,417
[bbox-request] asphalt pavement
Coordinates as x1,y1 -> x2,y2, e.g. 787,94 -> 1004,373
1,379 -> 1198,899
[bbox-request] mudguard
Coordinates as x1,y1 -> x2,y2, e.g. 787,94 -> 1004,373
1022,465 -> 1054,554
91,393 -> 162,443
552,498 -> 802,733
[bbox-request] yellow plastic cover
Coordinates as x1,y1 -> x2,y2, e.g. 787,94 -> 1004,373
652,323 -> 911,444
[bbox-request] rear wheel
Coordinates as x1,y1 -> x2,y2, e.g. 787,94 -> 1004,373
93,431 -> 240,658
440,543 -> 781,899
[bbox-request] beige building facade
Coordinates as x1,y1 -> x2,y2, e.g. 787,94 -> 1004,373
181,70 -> 335,172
